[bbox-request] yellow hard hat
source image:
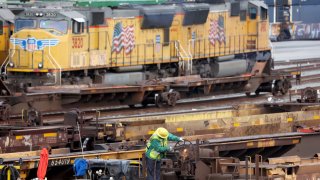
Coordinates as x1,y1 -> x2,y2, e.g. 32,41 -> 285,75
155,127 -> 169,139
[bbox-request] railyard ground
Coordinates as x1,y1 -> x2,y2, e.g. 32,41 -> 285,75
272,40 -> 320,61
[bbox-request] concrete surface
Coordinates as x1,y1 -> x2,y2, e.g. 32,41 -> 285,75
271,41 -> 320,61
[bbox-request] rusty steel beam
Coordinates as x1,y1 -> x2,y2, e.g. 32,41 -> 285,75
0,132 -> 307,170
200,134 -> 302,152
97,104 -> 320,142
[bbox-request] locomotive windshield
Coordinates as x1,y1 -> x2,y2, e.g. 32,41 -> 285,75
40,20 -> 68,34
15,19 -> 36,31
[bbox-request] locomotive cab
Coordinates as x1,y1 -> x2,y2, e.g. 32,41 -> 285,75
7,9 -> 88,86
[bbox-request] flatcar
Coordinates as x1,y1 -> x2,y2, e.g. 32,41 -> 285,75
4,0 -> 273,90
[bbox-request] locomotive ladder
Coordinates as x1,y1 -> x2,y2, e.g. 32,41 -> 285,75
47,39 -> 62,85
174,41 -> 193,75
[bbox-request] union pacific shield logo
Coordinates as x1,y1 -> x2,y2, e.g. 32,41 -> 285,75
10,37 -> 59,52
27,38 -> 36,51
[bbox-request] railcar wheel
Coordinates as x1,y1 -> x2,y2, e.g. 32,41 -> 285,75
155,94 -> 163,108
280,87 -> 288,95
168,93 -> 178,107
280,79 -> 291,95
155,100 -> 163,108
245,92 -> 251,97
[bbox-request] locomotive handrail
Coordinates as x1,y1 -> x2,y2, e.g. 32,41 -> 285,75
174,40 -> 192,74
47,54 -> 61,85
2,49 -> 19,75
1,56 -> 9,75
269,39 -> 274,59
187,34 -> 261,58
46,55 -> 60,85
48,39 -> 62,85
1,38 -> 17,75
110,41 -> 176,67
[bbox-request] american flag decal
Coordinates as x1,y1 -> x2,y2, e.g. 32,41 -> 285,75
112,22 -> 135,54
208,15 -> 226,46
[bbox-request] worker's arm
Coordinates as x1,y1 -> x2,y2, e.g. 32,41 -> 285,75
168,133 -> 181,142
152,139 -> 169,152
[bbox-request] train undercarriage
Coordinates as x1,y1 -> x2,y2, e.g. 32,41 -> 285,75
2,51 -> 292,110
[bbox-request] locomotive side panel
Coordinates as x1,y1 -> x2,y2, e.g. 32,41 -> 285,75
0,20 -> 12,65
108,8 -> 179,68
4,0 -> 273,88
88,25 -> 108,67
69,13 -> 89,70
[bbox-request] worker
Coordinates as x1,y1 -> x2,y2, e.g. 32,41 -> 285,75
145,127 -> 183,180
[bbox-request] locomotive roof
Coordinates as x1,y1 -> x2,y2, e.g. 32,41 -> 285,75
75,0 -> 167,8
16,8 -> 88,21
249,0 -> 268,9
0,9 -> 15,23
15,0 -> 268,21
60,11 -> 86,22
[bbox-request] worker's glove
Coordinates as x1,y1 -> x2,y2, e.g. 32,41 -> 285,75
179,137 -> 184,142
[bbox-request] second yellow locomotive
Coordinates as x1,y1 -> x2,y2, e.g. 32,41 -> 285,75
5,0 -> 270,87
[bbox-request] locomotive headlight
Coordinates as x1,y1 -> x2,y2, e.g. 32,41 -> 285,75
39,13 -> 43,17
38,62 -> 43,69
8,62 -> 14,67
35,13 -> 39,16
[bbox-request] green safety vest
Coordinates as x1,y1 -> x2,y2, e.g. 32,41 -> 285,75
146,134 -> 168,160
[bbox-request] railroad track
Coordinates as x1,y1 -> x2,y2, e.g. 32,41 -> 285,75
297,74 -> 320,84
7,90 -> 308,126
275,58 -> 320,75
7,92 -> 271,124
274,58 -> 320,66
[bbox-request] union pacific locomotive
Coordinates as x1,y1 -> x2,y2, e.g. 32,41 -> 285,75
4,0 -> 275,89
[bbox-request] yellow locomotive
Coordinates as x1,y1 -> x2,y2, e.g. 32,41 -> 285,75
5,0 -> 271,87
